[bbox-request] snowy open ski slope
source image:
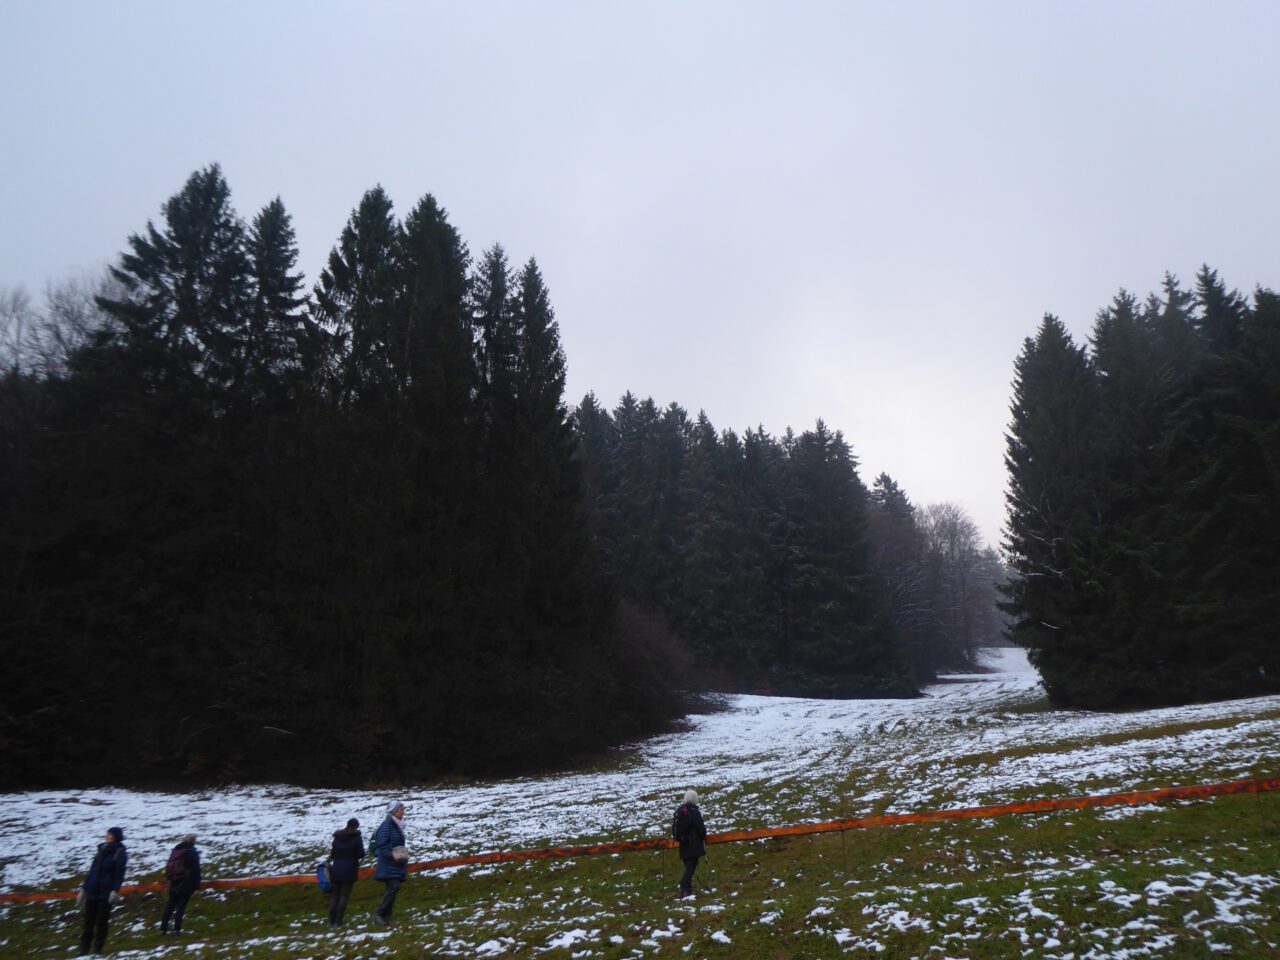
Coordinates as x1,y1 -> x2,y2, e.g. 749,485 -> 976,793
2,647 -> 1278,894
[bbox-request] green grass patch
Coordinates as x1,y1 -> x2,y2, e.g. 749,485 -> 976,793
4,791 -> 1278,958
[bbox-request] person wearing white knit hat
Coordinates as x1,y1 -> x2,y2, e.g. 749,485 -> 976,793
371,800 -> 407,923
672,790 -> 707,897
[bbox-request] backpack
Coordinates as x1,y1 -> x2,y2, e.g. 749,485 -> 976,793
672,805 -> 691,842
165,846 -> 188,883
316,861 -> 333,894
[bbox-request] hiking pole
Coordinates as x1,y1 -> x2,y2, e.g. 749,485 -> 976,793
1256,764 -> 1267,833
839,797 -> 848,878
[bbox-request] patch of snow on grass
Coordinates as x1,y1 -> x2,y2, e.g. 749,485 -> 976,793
2,647 -> 1278,897
544,928 -> 592,950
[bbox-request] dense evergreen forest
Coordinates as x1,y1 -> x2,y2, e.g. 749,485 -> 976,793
1003,271 -> 1280,708
573,398 -> 1005,695
0,166 -> 1003,789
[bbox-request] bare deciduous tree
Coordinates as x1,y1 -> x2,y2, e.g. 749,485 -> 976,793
0,273 -> 120,378
0,286 -> 34,374
918,501 -> 1007,666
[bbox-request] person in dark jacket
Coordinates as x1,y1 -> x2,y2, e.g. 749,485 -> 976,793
160,834 -> 201,934
371,801 -> 407,924
78,826 -> 128,955
328,818 -> 365,927
672,790 -> 707,898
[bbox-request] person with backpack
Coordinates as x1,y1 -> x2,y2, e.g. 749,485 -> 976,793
371,801 -> 408,924
160,834 -> 201,934
327,818 -> 365,927
672,790 -> 707,898
77,826 -> 128,955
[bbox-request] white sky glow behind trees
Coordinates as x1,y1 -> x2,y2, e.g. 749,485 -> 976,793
3,0 -> 1277,547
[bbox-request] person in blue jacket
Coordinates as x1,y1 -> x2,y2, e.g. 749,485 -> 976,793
160,834 -> 201,934
328,818 -> 365,927
371,801 -> 407,924
78,826 -> 128,955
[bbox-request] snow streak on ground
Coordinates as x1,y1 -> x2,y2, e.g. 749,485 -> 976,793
1,648 -> 1278,892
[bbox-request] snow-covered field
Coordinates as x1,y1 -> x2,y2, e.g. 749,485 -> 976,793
3,647 -> 1278,896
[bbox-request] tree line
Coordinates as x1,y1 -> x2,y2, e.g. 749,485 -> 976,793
572,396 -> 1006,696
1002,269 -> 1280,708
0,166 -> 685,787
0,165 -> 1006,789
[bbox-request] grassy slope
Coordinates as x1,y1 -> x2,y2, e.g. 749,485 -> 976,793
2,724 -> 1278,958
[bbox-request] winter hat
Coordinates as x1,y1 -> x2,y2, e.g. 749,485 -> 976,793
346,818 -> 359,830
684,790 -> 698,804
107,827 -> 124,842
387,800 -> 404,816
183,834 -> 196,844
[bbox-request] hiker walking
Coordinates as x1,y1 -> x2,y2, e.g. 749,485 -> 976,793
160,833 -> 201,934
77,826 -> 128,955
672,790 -> 707,898
371,801 -> 408,924
328,818 -> 365,927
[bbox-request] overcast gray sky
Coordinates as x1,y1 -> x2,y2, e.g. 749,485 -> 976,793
3,0 -> 1278,547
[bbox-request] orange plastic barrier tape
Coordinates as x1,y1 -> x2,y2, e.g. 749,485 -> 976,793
3,775 -> 1276,905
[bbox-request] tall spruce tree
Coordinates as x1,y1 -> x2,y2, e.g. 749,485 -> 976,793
742,424 -> 794,681
471,244 -> 518,409
246,197 -> 309,399
672,412 -> 731,666
1158,275 -> 1280,698
1086,290 -> 1178,701
868,473 -> 937,679
1002,315 -> 1102,704
1124,275 -> 1213,701
312,186 -> 400,404
777,421 -> 905,695
396,193 -> 473,399
97,164 -> 251,395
